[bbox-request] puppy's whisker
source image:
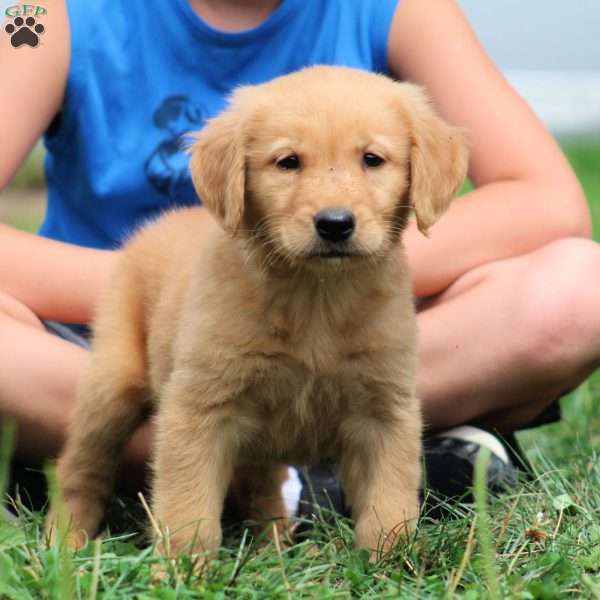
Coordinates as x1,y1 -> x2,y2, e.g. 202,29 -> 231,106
252,215 -> 290,239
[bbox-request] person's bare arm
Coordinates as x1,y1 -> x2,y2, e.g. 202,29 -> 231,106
1,1 -> 69,190
388,0 -> 591,297
0,0 -> 115,322
0,225 -> 116,322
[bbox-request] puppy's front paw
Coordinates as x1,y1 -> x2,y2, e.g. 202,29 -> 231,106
45,508 -> 90,551
354,498 -> 419,559
151,551 -> 215,585
152,514 -> 223,564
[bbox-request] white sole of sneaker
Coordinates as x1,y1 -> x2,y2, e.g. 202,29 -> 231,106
435,425 -> 511,464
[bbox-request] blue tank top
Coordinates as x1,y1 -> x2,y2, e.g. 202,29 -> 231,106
41,0 -> 400,249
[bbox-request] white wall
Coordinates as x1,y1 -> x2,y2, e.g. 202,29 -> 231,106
459,0 -> 600,135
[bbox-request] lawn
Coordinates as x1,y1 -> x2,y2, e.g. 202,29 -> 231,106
1,140 -> 599,598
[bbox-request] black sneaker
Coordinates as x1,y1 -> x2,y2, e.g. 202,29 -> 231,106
423,425 -> 520,516
295,461 -> 348,533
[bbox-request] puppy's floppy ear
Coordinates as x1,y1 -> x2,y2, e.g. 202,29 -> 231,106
189,109 -> 245,236
402,85 -> 469,235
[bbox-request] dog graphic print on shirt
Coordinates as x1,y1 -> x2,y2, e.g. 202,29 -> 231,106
145,96 -> 205,205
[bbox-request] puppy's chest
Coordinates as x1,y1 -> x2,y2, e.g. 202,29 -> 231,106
234,316 -> 413,462
237,366 -> 358,462
261,302 -> 389,373
266,325 -> 347,373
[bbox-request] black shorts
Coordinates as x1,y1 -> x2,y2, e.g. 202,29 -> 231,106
41,320 -> 92,349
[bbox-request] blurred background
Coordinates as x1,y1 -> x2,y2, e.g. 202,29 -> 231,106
2,1 -> 599,235
461,0 -> 600,136
458,0 -> 600,236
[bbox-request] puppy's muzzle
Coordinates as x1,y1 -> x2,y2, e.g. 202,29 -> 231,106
314,209 -> 355,243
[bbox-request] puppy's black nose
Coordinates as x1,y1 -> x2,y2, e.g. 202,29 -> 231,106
314,209 -> 355,242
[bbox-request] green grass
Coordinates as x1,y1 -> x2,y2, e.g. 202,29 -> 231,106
1,139 -> 600,598
562,139 -> 600,239
1,392 -> 599,599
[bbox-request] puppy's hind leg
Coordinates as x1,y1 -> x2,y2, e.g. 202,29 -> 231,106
50,275 -> 149,549
231,463 -> 291,544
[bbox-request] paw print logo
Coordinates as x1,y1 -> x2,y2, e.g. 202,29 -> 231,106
5,16 -> 45,48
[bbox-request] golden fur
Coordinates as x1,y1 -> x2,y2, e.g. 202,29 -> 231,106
49,66 -> 468,559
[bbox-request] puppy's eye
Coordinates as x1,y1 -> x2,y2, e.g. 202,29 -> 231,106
363,153 -> 385,168
276,155 -> 301,170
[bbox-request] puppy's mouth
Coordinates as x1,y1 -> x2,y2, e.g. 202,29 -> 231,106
310,249 -> 356,260
305,242 -> 369,264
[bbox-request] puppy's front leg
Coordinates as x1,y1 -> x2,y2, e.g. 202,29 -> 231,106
339,398 -> 421,557
152,374 -> 239,559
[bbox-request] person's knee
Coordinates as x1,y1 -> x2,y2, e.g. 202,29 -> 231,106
515,237 -> 600,378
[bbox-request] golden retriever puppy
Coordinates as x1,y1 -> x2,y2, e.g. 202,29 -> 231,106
49,66 -> 468,559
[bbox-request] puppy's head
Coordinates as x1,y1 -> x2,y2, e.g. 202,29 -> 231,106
190,66 -> 468,269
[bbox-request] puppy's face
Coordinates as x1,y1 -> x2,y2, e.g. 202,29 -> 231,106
243,92 -> 413,267
190,67 -> 468,270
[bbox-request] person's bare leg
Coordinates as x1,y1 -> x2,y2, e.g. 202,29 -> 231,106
417,238 -> 600,434
0,290 -> 84,460
0,290 -> 151,471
